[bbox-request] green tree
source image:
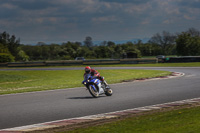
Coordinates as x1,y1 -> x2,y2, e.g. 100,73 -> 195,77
107,41 -> 115,47
186,27 -> 200,37
49,44 -> 62,60
107,41 -> 115,58
176,32 -> 200,56
84,36 -> 93,49
94,46 -> 110,58
114,45 -> 123,58
120,42 -> 141,58
0,31 -> 20,58
149,31 -> 176,55
0,43 -> 15,62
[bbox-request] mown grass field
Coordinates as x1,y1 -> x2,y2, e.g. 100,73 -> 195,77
0,69 -> 171,95
67,106 -> 200,133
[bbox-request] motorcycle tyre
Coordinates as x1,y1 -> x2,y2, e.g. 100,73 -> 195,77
105,88 -> 113,96
88,85 -> 99,98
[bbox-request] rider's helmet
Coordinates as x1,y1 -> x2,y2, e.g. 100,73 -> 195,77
85,66 -> 91,73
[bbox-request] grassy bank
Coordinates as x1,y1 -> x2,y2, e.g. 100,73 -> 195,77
0,69 -> 171,95
67,106 -> 200,133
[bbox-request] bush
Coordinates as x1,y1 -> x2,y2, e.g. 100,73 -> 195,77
17,49 -> 29,61
0,53 -> 15,63
62,55 -> 73,60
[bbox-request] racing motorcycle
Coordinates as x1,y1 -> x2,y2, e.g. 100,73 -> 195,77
82,74 -> 113,98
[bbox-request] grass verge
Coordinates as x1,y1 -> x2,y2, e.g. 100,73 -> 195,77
66,105 -> 200,133
0,69 -> 171,95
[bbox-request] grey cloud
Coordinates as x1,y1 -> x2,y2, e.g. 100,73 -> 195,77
178,1 -> 200,9
0,3 -> 20,20
99,0 -> 150,4
0,8 -> 18,19
10,0 -> 53,10
0,0 -> 200,44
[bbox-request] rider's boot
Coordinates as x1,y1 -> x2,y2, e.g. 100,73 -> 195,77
100,76 -> 110,89
103,80 -> 110,89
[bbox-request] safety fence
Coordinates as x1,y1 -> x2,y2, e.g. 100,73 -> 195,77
0,58 -> 157,67
158,56 -> 200,63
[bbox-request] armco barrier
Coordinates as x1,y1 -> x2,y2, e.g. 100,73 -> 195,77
46,60 -> 83,66
0,63 -> 7,67
7,62 -> 46,67
0,58 -> 157,67
120,58 -> 157,64
165,56 -> 200,63
83,59 -> 120,65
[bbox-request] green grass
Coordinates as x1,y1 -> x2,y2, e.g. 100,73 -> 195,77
0,69 -> 171,95
67,106 -> 200,133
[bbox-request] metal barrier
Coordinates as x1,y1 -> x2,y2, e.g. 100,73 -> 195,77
120,58 -> 157,64
165,56 -> 200,63
0,58 -> 157,67
1,57 -> 200,67
46,60 -> 83,66
83,59 -> 120,65
157,56 -> 200,63
7,62 -> 46,67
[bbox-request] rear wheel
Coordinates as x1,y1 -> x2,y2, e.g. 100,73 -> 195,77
88,85 -> 99,98
105,88 -> 113,96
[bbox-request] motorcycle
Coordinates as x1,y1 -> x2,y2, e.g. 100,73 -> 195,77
82,74 -> 113,98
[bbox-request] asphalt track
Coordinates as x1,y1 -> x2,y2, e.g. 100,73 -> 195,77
0,67 -> 200,129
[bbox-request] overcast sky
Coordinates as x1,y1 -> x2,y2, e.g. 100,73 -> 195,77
0,0 -> 200,44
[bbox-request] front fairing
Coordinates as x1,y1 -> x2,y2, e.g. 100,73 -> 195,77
89,78 -> 100,85
82,74 -> 104,94
82,74 -> 101,85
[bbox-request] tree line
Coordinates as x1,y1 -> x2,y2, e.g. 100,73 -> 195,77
0,28 -> 200,62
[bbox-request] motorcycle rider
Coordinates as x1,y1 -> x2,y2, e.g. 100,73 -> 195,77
84,66 -> 109,89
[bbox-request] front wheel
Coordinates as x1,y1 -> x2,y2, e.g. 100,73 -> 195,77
105,89 -> 113,96
88,85 -> 99,98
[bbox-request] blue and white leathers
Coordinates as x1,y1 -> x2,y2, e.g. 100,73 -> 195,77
82,74 -> 112,98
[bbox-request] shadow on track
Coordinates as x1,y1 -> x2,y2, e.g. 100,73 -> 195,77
68,96 -> 106,99
68,96 -> 94,99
